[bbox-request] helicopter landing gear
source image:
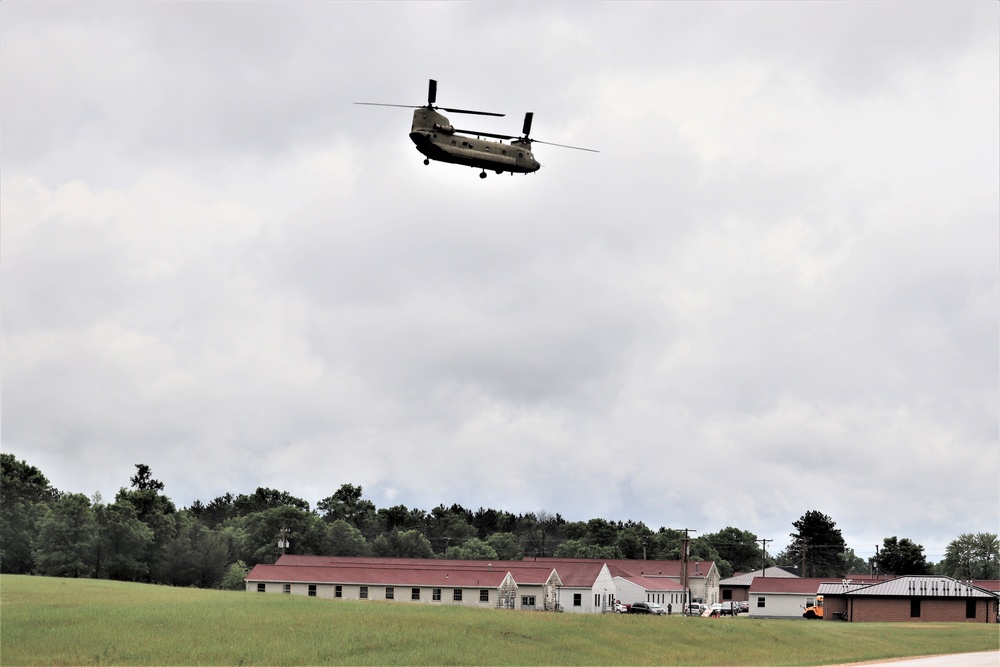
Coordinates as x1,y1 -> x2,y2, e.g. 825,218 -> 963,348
424,159 -> 430,166
479,170 -> 487,179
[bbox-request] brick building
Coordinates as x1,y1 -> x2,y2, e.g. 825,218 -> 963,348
825,575 -> 997,623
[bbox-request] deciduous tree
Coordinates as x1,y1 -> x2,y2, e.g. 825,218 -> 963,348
701,527 -> 764,575
486,532 -> 524,560
940,533 -> 999,580
0,454 -> 59,573
371,529 -> 434,558
447,538 -> 498,560
34,493 -> 98,578
95,500 -> 153,581
324,519 -> 371,557
221,560 -> 250,590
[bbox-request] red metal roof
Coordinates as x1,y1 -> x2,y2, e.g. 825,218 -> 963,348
537,557 -> 715,578
254,555 -> 711,591
246,563 -> 511,588
263,555 -> 557,586
614,573 -> 684,592
749,578 -> 828,594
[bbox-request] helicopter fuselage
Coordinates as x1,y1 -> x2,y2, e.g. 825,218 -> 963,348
409,108 -> 540,175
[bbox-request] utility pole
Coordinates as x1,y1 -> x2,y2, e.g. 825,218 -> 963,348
277,527 -> 290,556
758,538 -> 772,576
801,543 -> 808,578
676,528 -> 697,613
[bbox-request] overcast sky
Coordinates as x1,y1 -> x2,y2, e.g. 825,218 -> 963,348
2,2 -> 997,562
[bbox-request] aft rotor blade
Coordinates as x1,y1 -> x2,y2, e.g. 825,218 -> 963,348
452,128 -> 518,140
522,112 -> 534,136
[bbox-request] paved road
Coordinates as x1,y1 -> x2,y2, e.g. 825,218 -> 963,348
877,652 -> 1000,666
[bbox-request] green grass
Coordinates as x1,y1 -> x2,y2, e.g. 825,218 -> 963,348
2,575 -> 998,665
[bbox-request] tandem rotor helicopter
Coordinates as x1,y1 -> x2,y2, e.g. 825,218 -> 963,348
356,79 -> 598,178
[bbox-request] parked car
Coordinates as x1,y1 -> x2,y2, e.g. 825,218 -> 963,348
614,602 -> 628,613
738,601 -> 749,614
628,601 -> 666,615
686,603 -> 705,616
714,601 -> 740,616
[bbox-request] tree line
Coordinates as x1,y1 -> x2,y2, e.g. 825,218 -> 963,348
2,455 -> 997,590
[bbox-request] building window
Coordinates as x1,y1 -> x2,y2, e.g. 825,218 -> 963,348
334,585 -> 342,598
722,589 -> 732,600
966,599 -> 977,619
360,586 -> 368,599
257,583 -> 265,593
522,596 -> 536,607
574,593 -> 582,607
308,585 -> 317,597
757,597 -> 766,608
453,589 -> 463,601
479,589 -> 489,602
910,598 -> 921,618
412,588 -> 421,600
282,584 -> 291,594
386,587 -> 394,600
433,588 -> 442,601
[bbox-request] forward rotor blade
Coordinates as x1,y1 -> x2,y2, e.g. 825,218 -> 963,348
355,102 -> 502,116
439,107 -> 505,117
428,79 -> 437,105
354,102 -> 421,109
522,112 -> 533,137
531,139 -> 600,152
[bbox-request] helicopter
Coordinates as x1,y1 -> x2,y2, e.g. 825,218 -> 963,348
356,79 -> 597,178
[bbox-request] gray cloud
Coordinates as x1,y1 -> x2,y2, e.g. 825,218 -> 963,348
2,2 -> 996,559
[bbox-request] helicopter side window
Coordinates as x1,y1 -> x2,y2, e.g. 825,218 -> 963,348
502,149 -> 507,155
451,140 -> 457,146
484,146 -> 490,152
518,152 -> 524,158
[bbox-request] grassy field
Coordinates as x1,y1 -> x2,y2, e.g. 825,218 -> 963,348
2,575 -> 998,666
